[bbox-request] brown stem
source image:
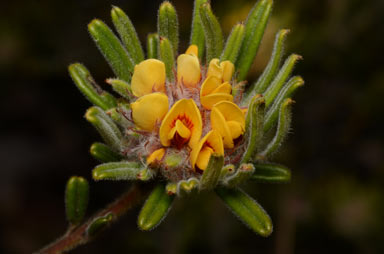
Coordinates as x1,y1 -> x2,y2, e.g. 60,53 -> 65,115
36,183 -> 151,254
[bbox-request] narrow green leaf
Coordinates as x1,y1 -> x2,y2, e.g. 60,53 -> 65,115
65,176 -> 89,225
219,164 -> 236,180
147,33 -> 159,59
68,63 -> 117,110
158,1 -> 179,54
90,142 -> 122,163
236,0 -> 273,81
106,78 -> 132,100
111,6 -> 145,64
85,106 -> 122,152
264,76 -> 303,132
243,29 -> 289,104
241,95 -> 265,163
87,213 -> 114,237
199,3 -> 224,63
263,54 -> 302,107
223,163 -> 255,187
88,19 -> 134,82
221,23 -> 245,63
190,0 -> 208,60
138,184 -> 175,231
200,155 -> 224,190
251,163 -> 291,183
92,161 -> 143,181
216,187 -> 273,237
260,98 -> 294,158
159,37 -> 175,81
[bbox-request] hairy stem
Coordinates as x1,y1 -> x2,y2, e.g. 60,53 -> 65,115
37,183 -> 150,254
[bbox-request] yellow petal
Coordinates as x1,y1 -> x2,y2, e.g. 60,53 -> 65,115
168,119 -> 191,140
200,76 -> 221,96
212,101 -> 245,129
196,146 -> 213,170
131,59 -> 166,97
159,99 -> 202,148
190,130 -> 224,170
185,45 -> 198,57
227,120 -> 244,139
211,82 -> 232,94
147,148 -> 165,165
221,61 -> 235,82
210,107 -> 233,148
207,58 -> 222,80
200,93 -> 233,110
131,92 -> 169,131
177,54 -> 201,88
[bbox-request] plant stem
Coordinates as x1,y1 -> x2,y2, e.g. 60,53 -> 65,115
36,183 -> 150,254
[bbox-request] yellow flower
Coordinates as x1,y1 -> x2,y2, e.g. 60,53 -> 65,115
159,99 -> 202,149
131,92 -> 169,131
190,130 -> 224,170
207,58 -> 234,83
200,58 -> 235,109
211,101 -> 245,149
177,45 -> 201,88
131,59 -> 166,97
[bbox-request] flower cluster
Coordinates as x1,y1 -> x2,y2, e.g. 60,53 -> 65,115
66,0 -> 303,237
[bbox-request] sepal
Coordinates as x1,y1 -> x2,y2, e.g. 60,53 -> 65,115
138,184 -> 175,231
216,187 -> 273,237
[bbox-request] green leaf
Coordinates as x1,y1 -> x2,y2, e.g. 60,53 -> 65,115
199,3 -> 224,63
111,6 -> 144,64
264,76 -> 303,132
263,54 -> 302,107
90,142 -> 122,163
158,1 -> 179,54
260,98 -> 294,158
138,184 -> 175,231
216,187 -> 273,237
190,0 -> 208,60
241,95 -> 265,163
68,63 -> 117,110
223,163 -> 255,187
200,155 -> 224,190
221,23 -> 245,63
159,37 -> 175,81
88,19 -> 134,82
65,176 -> 89,225
92,161 -> 143,181
85,106 -> 122,152
147,33 -> 159,59
87,213 -> 114,237
243,29 -> 289,104
106,78 -> 132,100
236,0 -> 273,81
251,163 -> 291,183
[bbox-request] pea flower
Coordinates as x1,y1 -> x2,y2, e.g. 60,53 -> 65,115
66,0 -> 304,241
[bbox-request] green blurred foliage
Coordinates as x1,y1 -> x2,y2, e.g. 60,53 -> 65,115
1,0 -> 384,253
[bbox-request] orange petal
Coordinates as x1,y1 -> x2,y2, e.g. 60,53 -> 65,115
147,148 -> 165,165
221,61 -> 235,82
200,76 -> 222,96
131,92 -> 169,131
227,120 -> 244,139
212,101 -> 245,129
177,54 -> 201,88
190,130 -> 224,170
131,59 -> 166,97
211,82 -> 232,94
185,45 -> 198,57
207,58 -> 222,80
159,99 -> 202,148
168,119 -> 191,140
200,93 -> 233,110
211,107 -> 233,148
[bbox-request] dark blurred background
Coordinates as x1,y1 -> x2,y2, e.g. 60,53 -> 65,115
1,0 -> 384,253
